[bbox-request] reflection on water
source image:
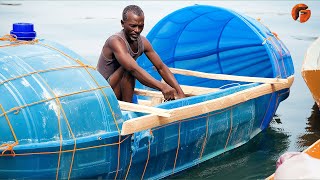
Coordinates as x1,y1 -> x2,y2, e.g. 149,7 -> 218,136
296,103 -> 320,151
169,118 -> 290,180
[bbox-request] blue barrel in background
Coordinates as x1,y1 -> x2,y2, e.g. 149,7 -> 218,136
136,5 -> 294,89
0,32 -> 131,179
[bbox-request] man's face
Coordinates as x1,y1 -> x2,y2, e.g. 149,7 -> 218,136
122,11 -> 145,42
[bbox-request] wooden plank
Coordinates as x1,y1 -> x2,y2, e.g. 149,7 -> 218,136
134,89 -> 163,98
137,99 -> 152,106
180,85 -> 219,96
121,76 -> 294,135
169,68 -> 288,84
118,101 -> 171,117
134,85 -> 219,98
133,89 -> 164,106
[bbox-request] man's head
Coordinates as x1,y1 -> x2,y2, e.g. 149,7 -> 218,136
121,5 -> 145,42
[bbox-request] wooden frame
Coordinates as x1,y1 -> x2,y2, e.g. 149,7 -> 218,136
134,85 -> 219,98
121,75 -> 294,135
133,85 -> 220,106
169,68 -> 288,84
131,68 -> 288,107
119,101 -> 171,117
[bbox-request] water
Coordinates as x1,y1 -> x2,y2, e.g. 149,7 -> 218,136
1,1 -> 320,179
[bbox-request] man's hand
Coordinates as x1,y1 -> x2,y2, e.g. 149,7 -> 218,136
175,92 -> 186,99
160,83 -> 176,101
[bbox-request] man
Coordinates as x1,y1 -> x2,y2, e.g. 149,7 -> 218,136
97,5 -> 185,102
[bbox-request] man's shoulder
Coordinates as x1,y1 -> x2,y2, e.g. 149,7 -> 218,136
140,35 -> 151,46
106,31 -> 122,41
140,35 -> 147,41
108,35 -> 125,45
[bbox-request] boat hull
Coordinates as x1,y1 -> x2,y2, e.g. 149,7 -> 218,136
0,86 -> 290,180
302,70 -> 320,107
124,86 -> 290,179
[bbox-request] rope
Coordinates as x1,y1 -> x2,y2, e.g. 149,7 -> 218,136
260,90 -> 288,130
114,136 -> 121,180
259,93 -> 274,129
0,38 -> 120,178
36,42 -> 120,132
268,37 -> 287,77
0,142 -> 18,157
262,36 -> 283,78
37,42 -> 124,178
0,34 -> 39,48
45,43 -> 124,178
172,122 -> 181,174
0,85 -> 109,118
0,34 -> 17,42
0,135 -> 130,157
141,140 -> 151,180
23,66 -> 74,180
0,104 -> 19,156
55,102 -> 63,180
0,65 -> 95,86
224,107 -> 233,150
264,33 -> 289,78
124,153 -> 133,180
0,35 -> 119,133
199,114 -> 209,160
0,37 -> 127,178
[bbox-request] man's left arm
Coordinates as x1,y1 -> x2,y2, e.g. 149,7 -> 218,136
143,37 -> 185,99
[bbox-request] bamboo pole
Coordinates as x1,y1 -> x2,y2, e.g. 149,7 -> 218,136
121,76 -> 294,135
169,68 -> 288,84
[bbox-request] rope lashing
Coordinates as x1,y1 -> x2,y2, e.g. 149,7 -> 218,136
1,142 -> 18,157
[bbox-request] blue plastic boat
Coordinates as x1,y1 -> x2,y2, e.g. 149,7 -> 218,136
0,5 -> 294,180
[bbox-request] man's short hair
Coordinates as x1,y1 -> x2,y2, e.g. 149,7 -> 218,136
122,5 -> 144,21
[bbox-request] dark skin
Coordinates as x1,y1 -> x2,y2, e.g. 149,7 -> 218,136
103,11 -> 185,102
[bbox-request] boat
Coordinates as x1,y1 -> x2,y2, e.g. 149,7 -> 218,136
0,5 -> 294,180
304,139 -> 320,159
302,37 -> 320,108
266,139 -> 320,180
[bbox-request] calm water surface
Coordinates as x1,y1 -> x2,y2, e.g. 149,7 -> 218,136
1,1 -> 320,179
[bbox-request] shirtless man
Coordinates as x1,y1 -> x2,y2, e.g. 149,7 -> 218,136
97,5 -> 185,102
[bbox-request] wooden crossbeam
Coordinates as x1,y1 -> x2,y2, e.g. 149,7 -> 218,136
121,76 -> 294,135
118,101 -> 171,117
179,85 -> 219,96
134,89 -> 163,98
169,68 -> 288,84
134,86 -> 219,98
134,86 -> 220,106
